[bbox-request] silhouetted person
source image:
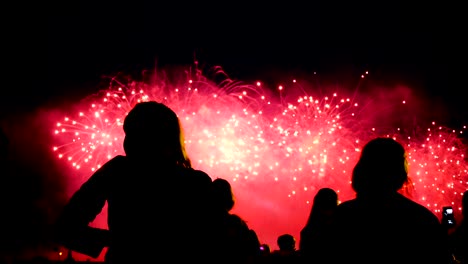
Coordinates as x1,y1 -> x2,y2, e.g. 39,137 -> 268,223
277,233 -> 296,251
448,190 -> 468,263
53,101 -> 215,264
324,137 -> 450,264
299,187 -> 338,263
269,233 -> 301,264
211,177 -> 260,264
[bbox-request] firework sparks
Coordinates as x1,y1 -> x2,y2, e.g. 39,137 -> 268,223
51,69 -> 468,250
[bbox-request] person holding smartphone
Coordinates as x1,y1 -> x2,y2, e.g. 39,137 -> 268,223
448,190 -> 468,264
442,206 -> 456,230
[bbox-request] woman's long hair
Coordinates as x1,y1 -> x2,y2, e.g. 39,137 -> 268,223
304,187 -> 338,228
123,101 -> 191,168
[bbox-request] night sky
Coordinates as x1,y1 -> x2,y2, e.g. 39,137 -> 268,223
1,1 -> 467,261
4,1 -> 467,119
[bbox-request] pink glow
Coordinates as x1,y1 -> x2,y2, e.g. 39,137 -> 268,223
50,69 -> 468,259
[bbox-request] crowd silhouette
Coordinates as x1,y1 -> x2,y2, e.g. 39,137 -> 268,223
49,101 -> 466,264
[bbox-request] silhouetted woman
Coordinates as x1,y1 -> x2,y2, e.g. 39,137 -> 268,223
54,101 -> 215,264
211,177 -> 261,264
299,187 -> 338,263
324,137 -> 450,264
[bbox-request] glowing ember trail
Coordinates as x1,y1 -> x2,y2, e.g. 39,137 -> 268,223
51,68 -> 468,251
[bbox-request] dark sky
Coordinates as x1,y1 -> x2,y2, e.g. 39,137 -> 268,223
3,1 -> 467,120
1,0 -> 467,260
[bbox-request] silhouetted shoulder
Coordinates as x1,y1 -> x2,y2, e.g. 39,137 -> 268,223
189,168 -> 213,183
337,193 -> 440,223
172,167 -> 212,186
229,213 -> 250,227
396,194 -> 441,224
95,155 -> 127,174
78,155 -> 127,187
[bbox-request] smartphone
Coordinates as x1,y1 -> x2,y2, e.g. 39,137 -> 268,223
442,206 -> 456,227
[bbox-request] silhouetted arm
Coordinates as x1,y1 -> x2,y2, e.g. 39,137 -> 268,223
54,156 -> 124,258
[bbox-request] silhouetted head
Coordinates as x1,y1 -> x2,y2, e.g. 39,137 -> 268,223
123,101 -> 191,167
212,178 -> 235,212
312,187 -> 338,211
352,137 -> 408,196
304,187 -> 338,228
259,244 -> 271,254
277,234 -> 296,251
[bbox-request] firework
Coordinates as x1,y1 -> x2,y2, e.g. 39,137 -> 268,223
51,68 -> 468,250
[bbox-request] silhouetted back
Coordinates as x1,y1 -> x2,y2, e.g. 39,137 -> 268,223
324,137 -> 450,264
54,101 -> 215,264
299,187 -> 338,263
